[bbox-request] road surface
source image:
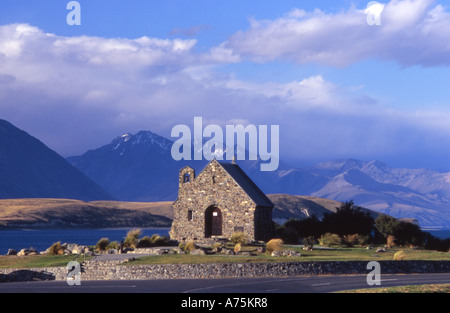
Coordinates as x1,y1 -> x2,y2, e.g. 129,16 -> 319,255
0,273 -> 448,293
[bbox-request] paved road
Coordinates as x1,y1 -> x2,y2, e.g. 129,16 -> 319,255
0,273 -> 449,293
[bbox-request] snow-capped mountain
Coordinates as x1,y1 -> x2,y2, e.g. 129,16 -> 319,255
67,131 -> 199,201
306,159 -> 450,228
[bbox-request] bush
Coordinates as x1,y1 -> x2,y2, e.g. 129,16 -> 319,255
234,243 -> 242,253
318,233 -> 342,247
231,232 -> 249,245
137,234 -> 171,248
393,250 -> 406,260
266,238 -> 283,254
387,234 -> 395,248
106,241 -> 119,250
96,238 -> 110,251
183,241 -> 196,253
137,236 -> 153,248
303,236 -> 315,250
342,234 -> 359,247
212,242 -> 223,250
124,228 -> 142,248
47,242 -> 64,255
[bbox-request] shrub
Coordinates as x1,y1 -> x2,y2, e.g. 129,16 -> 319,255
357,234 -> 370,246
106,241 -> 119,250
342,234 -> 359,247
47,242 -> 64,255
137,236 -> 153,248
234,243 -> 242,253
318,233 -> 342,247
96,238 -> 110,251
393,250 -> 406,260
184,241 -> 196,253
212,242 -> 223,250
231,232 -> 249,245
387,235 -> 396,248
303,236 -> 316,250
137,234 -> 170,248
124,228 -> 142,248
266,238 -> 283,254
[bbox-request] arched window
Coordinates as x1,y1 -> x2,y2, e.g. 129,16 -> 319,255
183,173 -> 190,183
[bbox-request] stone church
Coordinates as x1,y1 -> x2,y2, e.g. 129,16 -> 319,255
170,159 -> 274,242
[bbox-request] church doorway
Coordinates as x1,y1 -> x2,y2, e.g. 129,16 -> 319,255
205,206 -> 222,237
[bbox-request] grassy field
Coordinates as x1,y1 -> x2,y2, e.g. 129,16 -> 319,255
0,254 -> 92,269
124,246 -> 450,265
0,246 -> 448,269
340,284 -> 450,293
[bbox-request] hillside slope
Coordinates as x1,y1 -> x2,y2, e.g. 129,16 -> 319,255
0,199 -> 172,229
0,119 -> 113,201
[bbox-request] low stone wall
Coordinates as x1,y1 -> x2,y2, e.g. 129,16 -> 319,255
1,260 -> 449,282
92,261 -> 450,280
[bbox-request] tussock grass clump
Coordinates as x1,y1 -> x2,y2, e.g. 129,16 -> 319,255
266,238 -> 283,254
394,250 -> 407,261
106,241 -> 119,250
234,243 -> 242,253
47,242 -> 64,255
183,241 -> 196,253
124,228 -> 142,248
138,234 -> 170,247
231,232 -> 249,245
95,238 -> 110,251
318,233 -> 341,247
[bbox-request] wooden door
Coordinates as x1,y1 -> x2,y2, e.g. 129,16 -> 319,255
205,206 -> 222,237
211,208 -> 222,236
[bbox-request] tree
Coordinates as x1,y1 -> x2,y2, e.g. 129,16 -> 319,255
322,201 -> 374,237
375,214 -> 399,247
394,221 -> 425,246
375,215 -> 426,247
277,216 -> 324,244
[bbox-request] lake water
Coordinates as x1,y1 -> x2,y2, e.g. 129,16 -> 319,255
0,227 -> 449,255
0,227 -> 170,255
425,229 -> 450,241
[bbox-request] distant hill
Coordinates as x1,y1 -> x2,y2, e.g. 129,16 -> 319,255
0,199 -> 172,229
269,194 -> 380,225
269,194 -> 341,225
0,119 -> 113,201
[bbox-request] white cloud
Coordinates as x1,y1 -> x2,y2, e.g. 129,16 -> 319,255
1,22 -> 450,171
224,0 -> 450,67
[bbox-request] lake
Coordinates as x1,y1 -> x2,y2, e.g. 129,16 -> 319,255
0,227 -> 448,255
0,227 -> 170,255
425,229 -> 450,241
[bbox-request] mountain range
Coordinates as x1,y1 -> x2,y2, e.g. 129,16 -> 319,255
0,119 -> 113,201
68,131 -> 450,229
1,118 -> 449,228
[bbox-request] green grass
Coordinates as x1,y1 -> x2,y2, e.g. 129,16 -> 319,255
340,284 -> 450,293
0,246 -> 448,269
0,255 -> 92,269
124,246 -> 450,265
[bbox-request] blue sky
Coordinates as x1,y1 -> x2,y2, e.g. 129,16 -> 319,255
1,0 -> 450,171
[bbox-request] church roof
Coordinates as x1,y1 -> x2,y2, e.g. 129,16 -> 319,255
218,161 -> 274,208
